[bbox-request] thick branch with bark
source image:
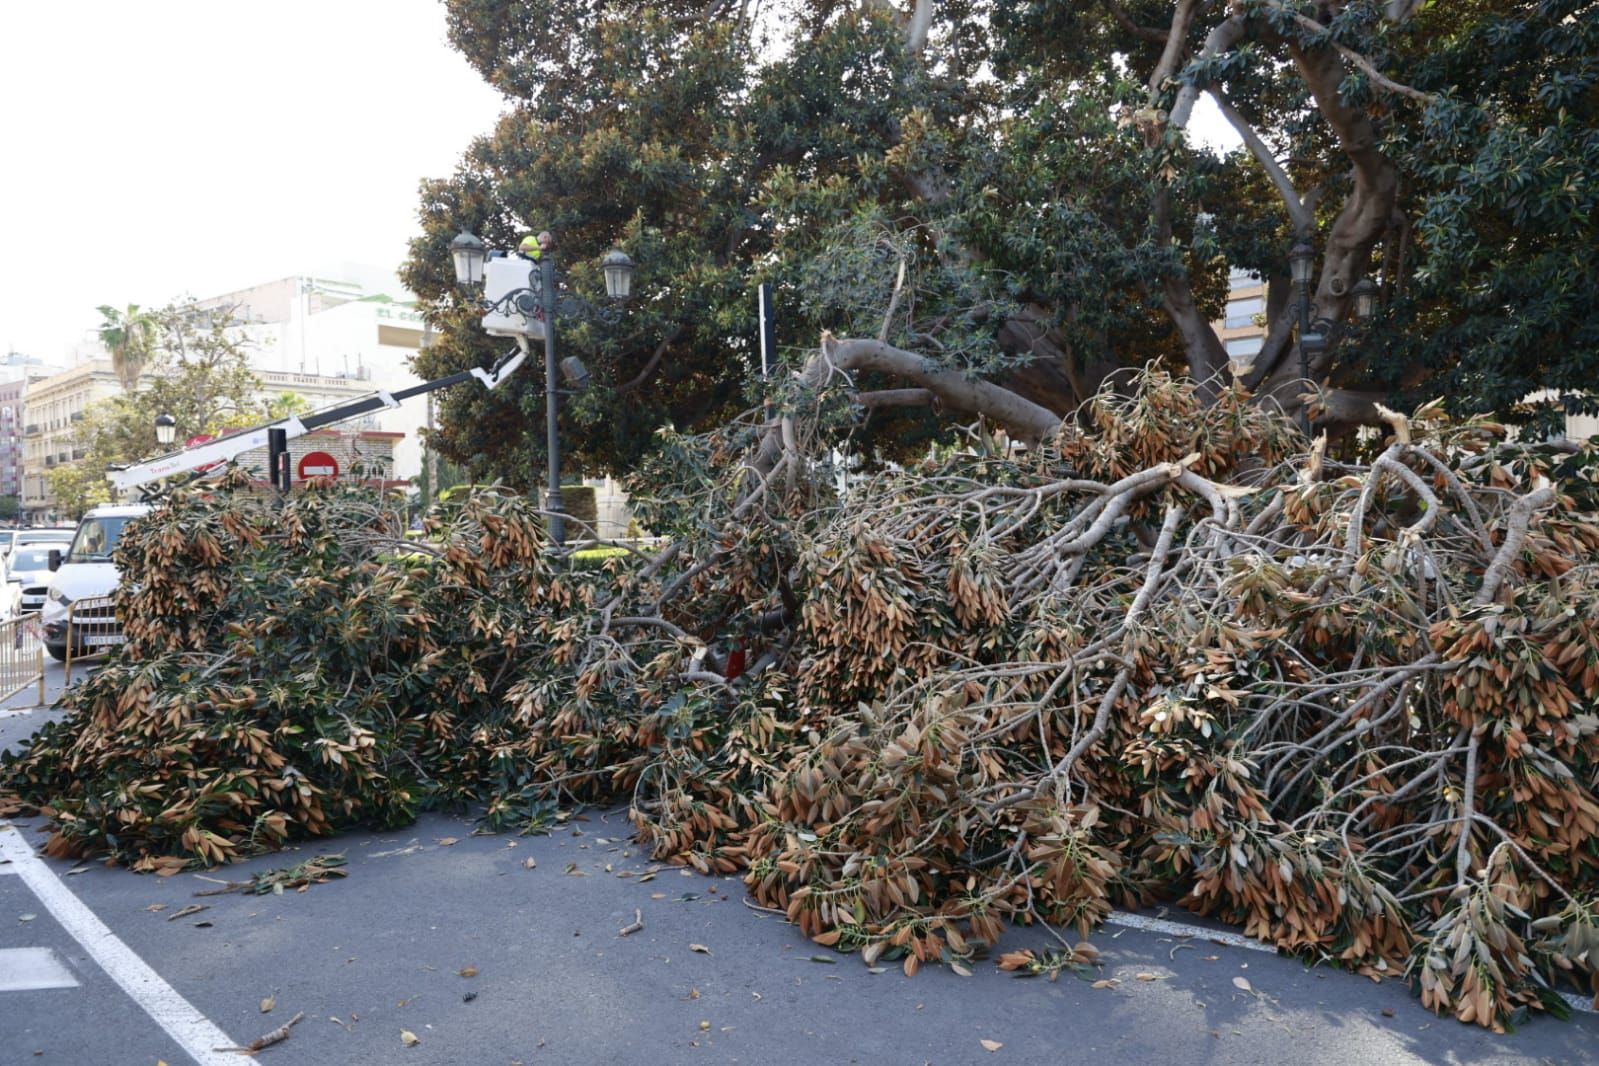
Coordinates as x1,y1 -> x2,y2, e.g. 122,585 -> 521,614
814,335 -> 1065,441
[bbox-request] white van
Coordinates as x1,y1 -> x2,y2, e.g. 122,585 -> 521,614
40,503 -> 152,661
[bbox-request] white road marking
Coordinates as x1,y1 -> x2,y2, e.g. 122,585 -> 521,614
1105,909 -> 1595,1015
0,822 -> 240,1064
0,946 -> 80,991
1105,909 -> 1276,952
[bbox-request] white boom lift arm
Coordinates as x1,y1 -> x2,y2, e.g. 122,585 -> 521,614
106,338 -> 529,494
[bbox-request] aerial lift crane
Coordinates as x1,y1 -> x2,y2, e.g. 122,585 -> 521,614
105,247 -> 551,495
105,341 -> 528,494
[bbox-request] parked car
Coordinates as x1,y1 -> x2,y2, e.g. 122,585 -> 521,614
0,552 -> 18,619
0,528 -> 15,557
9,542 -> 72,615
40,504 -> 152,662
14,527 -> 77,554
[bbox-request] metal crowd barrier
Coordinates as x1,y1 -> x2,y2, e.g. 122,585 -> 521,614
64,596 -> 123,684
0,610 -> 47,707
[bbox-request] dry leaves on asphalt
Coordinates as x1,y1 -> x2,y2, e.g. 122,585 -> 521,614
1233,976 -> 1253,993
689,943 -> 712,955
400,1029 -> 422,1047
458,966 -> 479,978
981,1039 -> 1004,1052
216,1011 -> 304,1054
193,854 -> 348,897
436,837 -> 459,847
260,994 -> 275,1013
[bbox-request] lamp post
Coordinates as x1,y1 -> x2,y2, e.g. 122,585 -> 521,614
537,232 -> 565,545
449,229 -> 635,549
154,413 -> 177,447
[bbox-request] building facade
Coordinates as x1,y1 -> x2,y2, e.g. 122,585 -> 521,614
201,270 -> 429,479
0,379 -> 23,501
16,357 -> 383,519
253,369 -> 378,426
20,360 -> 122,521
1213,269 -> 1268,371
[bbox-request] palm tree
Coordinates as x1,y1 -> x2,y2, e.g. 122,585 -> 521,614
96,303 -> 156,391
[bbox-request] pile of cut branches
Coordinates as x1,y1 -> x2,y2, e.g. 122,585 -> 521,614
5,369 -> 1599,1030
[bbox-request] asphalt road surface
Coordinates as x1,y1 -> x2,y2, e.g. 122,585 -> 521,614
2,665 -> 1595,1065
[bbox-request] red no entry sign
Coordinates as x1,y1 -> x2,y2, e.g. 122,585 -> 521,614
297,450 -> 340,480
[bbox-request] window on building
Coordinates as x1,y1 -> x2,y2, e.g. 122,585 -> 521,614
1228,268 -> 1262,287
1225,336 -> 1263,358
1224,296 -> 1265,329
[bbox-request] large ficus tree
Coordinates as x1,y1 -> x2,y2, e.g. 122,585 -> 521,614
403,0 -> 1598,483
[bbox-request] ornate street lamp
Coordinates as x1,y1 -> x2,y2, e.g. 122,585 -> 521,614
1351,277 -> 1380,321
154,412 -> 177,447
1289,241 -> 1316,286
450,230 -> 487,287
601,250 -> 635,301
448,230 -> 639,548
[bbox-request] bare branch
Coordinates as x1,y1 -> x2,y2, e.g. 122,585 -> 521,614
905,0 -> 933,56
815,336 -> 1064,442
1169,16 -> 1246,130
1100,0 -> 1168,43
1267,1 -> 1438,105
616,324 -> 685,395
1209,89 -> 1313,235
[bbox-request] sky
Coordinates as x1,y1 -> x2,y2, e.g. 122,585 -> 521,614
0,2 -> 1238,364
0,0 -> 505,362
